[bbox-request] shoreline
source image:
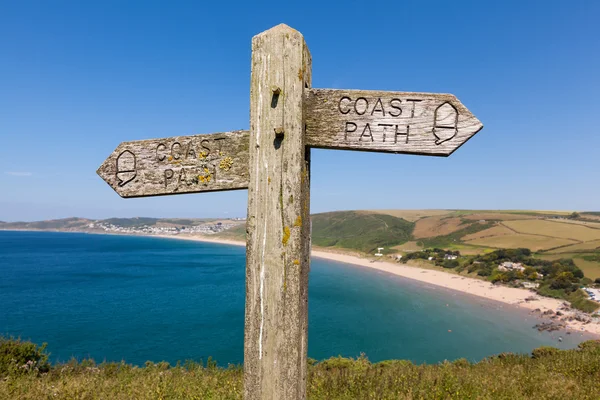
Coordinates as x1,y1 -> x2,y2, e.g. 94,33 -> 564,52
156,233 -> 600,337
5,229 -> 600,337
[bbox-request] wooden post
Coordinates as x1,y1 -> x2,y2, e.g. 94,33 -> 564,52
97,23 -> 483,400
245,24 -> 312,400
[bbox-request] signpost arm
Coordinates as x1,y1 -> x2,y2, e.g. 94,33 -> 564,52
245,24 -> 312,400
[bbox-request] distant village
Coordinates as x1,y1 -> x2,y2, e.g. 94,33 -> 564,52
87,220 -> 243,236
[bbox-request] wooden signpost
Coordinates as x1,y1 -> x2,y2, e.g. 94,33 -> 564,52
98,24 -> 482,400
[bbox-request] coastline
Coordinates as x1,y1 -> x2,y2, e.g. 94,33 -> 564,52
156,233 -> 600,337
4,229 -> 600,337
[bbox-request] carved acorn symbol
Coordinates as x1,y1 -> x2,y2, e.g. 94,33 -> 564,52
115,150 -> 137,187
432,102 -> 459,145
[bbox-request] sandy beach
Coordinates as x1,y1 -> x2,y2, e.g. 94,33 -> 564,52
158,233 -> 600,337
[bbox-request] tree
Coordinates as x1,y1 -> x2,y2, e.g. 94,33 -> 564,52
442,259 -> 459,269
549,271 -> 577,290
568,212 -> 580,219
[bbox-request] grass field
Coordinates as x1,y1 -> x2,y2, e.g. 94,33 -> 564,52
544,219 -> 600,229
465,234 -> 576,252
503,220 -> 600,242
573,259 -> 600,281
460,225 -> 513,241
460,213 -> 537,221
412,216 -> 466,239
547,239 -> 600,254
367,209 -> 452,222
391,241 -> 423,252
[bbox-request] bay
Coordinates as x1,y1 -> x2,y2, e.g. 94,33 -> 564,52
0,231 -> 589,366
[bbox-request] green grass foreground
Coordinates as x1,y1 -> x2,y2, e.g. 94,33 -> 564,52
2,338 -> 600,399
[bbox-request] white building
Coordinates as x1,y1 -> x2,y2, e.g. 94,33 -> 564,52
498,262 -> 525,272
522,281 -> 540,289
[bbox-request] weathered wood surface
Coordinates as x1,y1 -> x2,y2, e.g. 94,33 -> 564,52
245,24 -> 312,400
305,89 -> 483,156
96,130 -> 250,197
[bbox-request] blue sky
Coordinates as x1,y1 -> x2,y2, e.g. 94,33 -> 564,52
1,0 -> 598,221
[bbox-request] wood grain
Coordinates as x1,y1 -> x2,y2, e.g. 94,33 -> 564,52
96,130 -> 249,198
305,89 -> 483,156
245,24 -> 312,400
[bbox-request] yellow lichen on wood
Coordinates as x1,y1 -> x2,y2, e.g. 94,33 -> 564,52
219,157 -> 233,171
198,151 -> 208,160
197,172 -> 212,184
293,259 -> 300,265
282,226 -> 291,245
294,216 -> 302,227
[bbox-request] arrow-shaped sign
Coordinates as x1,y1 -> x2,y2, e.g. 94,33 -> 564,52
305,89 -> 483,156
98,90 -> 481,197
97,130 -> 250,198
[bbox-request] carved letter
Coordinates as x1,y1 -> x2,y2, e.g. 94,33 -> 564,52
338,96 -> 352,114
371,98 -> 385,116
395,125 -> 410,144
344,122 -> 357,140
200,139 -> 211,156
354,97 -> 368,115
164,169 -> 174,188
171,142 -> 182,160
184,141 -> 196,159
406,99 -> 422,118
389,98 -> 402,117
178,167 -> 188,184
359,123 -> 373,142
156,143 -> 167,161
378,124 -> 393,142
214,137 -> 226,153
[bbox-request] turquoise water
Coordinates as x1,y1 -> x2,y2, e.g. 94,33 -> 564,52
0,231 -> 590,366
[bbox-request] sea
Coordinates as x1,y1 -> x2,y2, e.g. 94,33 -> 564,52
0,231 -> 592,366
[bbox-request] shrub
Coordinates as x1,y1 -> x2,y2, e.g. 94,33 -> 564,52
442,259 -> 459,269
577,340 -> 600,350
0,336 -> 50,377
531,346 -> 559,359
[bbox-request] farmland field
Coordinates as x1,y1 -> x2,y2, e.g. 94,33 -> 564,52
461,225 -> 513,241
503,220 -> 600,241
542,219 -> 600,229
391,241 -> 423,252
413,216 -> 466,238
460,213 -> 537,221
547,239 -> 600,254
465,234 -> 576,252
573,259 -> 600,280
368,209 -> 452,222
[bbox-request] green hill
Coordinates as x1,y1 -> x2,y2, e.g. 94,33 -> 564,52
214,211 -> 415,253
0,218 -> 92,230
311,211 -> 414,253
